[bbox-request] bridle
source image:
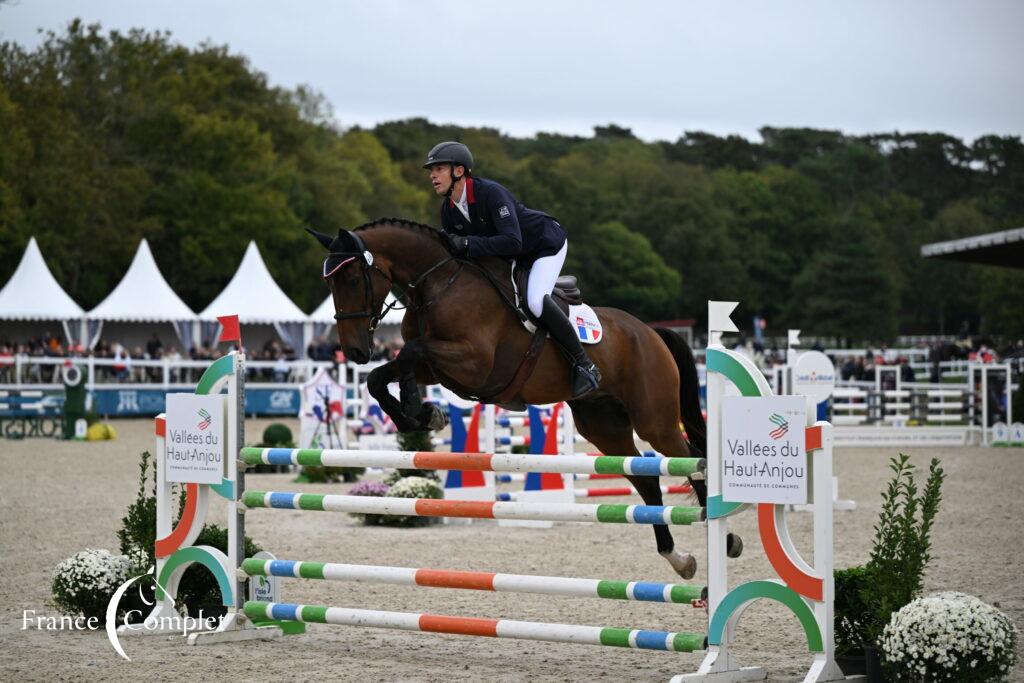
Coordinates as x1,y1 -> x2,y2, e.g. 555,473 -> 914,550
322,231 -> 459,334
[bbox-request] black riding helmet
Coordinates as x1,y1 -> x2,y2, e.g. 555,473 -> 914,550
423,141 -> 474,173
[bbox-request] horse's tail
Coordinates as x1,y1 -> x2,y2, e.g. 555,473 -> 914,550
652,327 -> 706,456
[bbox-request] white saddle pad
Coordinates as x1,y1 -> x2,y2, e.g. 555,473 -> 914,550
569,304 -> 603,344
520,303 -> 603,345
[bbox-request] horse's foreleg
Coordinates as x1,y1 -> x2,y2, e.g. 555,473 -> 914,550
396,341 -> 448,431
367,360 -> 424,433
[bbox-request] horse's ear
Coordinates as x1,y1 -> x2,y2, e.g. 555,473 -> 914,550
305,227 -> 334,250
334,230 -> 365,253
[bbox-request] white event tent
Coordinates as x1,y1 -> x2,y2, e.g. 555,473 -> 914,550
199,241 -> 309,354
86,239 -> 196,353
0,237 -> 85,345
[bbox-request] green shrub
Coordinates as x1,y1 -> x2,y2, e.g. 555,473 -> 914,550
389,428 -> 437,482
116,450 -> 264,616
174,524 -> 263,617
834,565 -> 873,656
294,465 -> 364,483
262,423 -> 293,446
834,453 -> 945,656
397,428 -> 433,452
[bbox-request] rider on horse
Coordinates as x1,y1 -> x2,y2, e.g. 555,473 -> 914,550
423,141 -> 602,399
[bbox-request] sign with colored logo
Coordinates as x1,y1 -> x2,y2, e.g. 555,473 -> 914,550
721,396 -> 807,505
249,551 -> 279,604
791,350 -> 836,410
165,393 -> 225,484
767,413 -> 789,439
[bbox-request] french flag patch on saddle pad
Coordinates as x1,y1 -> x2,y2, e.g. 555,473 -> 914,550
570,304 -> 603,344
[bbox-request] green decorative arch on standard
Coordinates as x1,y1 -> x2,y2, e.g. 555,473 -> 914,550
196,354 -> 234,395
705,349 -> 767,398
708,580 -> 823,651
156,546 -> 234,606
705,348 -> 768,519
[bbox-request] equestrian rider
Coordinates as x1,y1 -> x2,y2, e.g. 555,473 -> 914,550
423,141 -> 602,399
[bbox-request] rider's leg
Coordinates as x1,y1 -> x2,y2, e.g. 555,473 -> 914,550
527,242 -> 602,399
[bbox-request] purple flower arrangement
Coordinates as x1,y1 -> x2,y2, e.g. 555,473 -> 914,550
347,481 -> 390,525
348,481 -> 390,497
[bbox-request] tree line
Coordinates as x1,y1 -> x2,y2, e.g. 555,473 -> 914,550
2,22 -> 1021,340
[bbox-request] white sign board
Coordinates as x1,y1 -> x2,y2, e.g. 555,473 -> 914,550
991,421 -> 1009,445
299,368 -> 346,449
165,393 -> 225,484
792,350 -> 836,410
721,396 -> 807,505
1011,422 -> 1024,446
248,551 -> 279,603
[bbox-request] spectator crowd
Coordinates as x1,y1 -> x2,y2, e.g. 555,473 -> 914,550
0,330 -> 407,385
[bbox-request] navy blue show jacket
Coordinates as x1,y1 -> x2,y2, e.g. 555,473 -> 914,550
439,176 -> 566,265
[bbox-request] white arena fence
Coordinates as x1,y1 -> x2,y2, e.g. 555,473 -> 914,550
1,354 -> 1016,442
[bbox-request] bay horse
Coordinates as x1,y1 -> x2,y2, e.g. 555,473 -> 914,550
308,218 -> 741,579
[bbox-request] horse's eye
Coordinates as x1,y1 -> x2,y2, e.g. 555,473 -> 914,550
348,277 -> 360,287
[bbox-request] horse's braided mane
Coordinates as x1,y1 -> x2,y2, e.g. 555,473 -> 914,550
352,217 -> 448,246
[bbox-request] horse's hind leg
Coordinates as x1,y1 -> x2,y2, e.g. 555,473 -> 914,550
569,397 -> 697,580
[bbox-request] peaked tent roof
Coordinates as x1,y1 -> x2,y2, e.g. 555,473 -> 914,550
920,227 -> 1024,270
88,239 -> 196,321
0,237 -> 84,320
310,292 -> 405,326
198,241 -> 308,323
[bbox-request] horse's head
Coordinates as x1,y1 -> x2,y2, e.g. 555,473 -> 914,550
308,228 -> 393,364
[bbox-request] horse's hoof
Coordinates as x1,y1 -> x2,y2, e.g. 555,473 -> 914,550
661,550 -> 697,580
416,404 -> 449,431
394,417 -> 422,433
427,406 -> 449,431
726,533 -> 743,558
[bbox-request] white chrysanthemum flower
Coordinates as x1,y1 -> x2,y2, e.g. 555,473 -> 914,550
881,592 -> 1017,682
388,476 -> 443,499
52,549 -> 135,619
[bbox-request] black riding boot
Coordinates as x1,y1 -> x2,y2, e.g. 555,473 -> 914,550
539,295 -> 602,399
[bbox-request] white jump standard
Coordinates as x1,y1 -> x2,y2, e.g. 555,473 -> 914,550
134,300 -> 853,682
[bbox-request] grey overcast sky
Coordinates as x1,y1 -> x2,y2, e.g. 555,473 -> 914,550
2,1 -> 1022,142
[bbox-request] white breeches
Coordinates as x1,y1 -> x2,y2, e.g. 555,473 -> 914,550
527,241 -> 568,318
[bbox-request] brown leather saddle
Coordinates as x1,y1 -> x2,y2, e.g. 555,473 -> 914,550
512,265 -> 584,324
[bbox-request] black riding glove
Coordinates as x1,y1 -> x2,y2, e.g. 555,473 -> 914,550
447,234 -> 470,256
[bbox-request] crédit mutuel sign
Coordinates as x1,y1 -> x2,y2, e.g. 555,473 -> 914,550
166,393 -> 225,484
721,396 -> 808,505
